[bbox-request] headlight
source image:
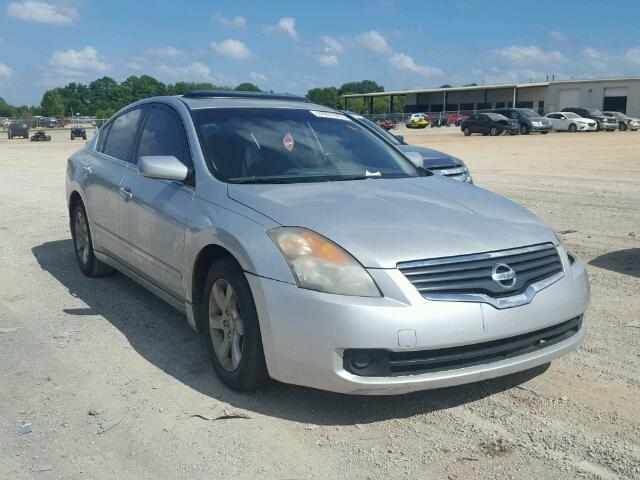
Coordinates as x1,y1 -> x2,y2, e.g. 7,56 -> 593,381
268,227 -> 381,297
553,231 -> 577,265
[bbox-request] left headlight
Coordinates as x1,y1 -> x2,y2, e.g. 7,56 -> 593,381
268,227 -> 381,297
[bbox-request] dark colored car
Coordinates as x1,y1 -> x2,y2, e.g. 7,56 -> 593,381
461,113 -> 519,136
8,121 -> 29,139
70,126 -> 87,140
602,111 -> 639,131
561,108 -> 617,131
344,111 -> 473,182
491,108 -> 552,134
30,130 -> 52,141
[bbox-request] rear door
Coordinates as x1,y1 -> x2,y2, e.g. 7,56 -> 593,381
117,104 -> 194,299
85,108 -> 143,257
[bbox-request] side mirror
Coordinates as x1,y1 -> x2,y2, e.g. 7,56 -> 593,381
404,151 -> 424,168
394,134 -> 405,143
138,155 -> 188,182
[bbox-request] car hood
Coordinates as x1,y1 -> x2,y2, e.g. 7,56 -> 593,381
397,145 -> 461,168
227,176 -> 556,268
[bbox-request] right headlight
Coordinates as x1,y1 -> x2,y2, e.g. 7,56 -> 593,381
268,227 -> 381,297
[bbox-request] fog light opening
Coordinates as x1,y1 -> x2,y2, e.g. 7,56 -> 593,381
351,352 -> 371,370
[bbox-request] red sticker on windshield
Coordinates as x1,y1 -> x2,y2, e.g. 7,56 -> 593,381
283,132 -> 294,151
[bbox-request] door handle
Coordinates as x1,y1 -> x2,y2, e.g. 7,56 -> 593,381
119,186 -> 133,201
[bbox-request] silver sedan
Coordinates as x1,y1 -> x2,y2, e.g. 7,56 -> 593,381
66,91 -> 590,395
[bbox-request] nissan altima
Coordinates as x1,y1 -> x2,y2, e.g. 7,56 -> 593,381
66,91 -> 590,395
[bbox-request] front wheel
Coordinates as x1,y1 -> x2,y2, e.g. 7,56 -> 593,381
489,127 -> 499,136
568,124 -> 577,133
203,258 -> 269,391
71,202 -> 114,277
620,124 -> 627,131
463,127 -> 471,136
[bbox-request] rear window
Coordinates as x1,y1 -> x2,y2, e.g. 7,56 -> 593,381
191,108 -> 420,184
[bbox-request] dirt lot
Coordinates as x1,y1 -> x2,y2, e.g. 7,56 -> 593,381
1,128 -> 638,479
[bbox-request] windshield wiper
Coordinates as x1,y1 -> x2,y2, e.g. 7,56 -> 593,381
229,177 -> 300,184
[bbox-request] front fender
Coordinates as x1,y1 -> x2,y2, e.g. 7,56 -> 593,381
184,195 -> 295,303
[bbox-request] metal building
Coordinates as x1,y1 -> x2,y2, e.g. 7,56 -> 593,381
342,77 -> 640,117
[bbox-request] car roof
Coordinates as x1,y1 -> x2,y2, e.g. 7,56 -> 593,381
178,89 -> 325,111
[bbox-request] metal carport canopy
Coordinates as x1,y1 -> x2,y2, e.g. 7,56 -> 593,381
341,81 -> 550,99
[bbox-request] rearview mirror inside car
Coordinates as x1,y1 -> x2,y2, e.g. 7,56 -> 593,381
138,156 -> 188,182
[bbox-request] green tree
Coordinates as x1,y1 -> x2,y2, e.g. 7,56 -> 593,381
41,91 -> 65,117
306,87 -> 340,108
234,82 -> 261,92
167,82 -> 225,95
337,80 -> 384,96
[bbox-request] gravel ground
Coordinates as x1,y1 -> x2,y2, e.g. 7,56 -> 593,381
0,128 -> 638,479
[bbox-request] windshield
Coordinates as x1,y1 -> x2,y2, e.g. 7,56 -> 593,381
588,109 -> 604,116
564,112 -> 580,118
353,115 -> 402,145
192,108 -> 420,183
519,109 -> 541,118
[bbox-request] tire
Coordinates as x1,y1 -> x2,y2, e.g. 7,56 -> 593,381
463,127 -> 471,136
620,124 -> 627,131
541,131 -> 549,134
489,127 -> 498,136
8,133 -> 11,139
70,201 -> 114,277
568,124 -> 577,133
83,135 -> 87,140
520,124 -> 529,135
202,258 -> 269,391
70,135 -> 74,140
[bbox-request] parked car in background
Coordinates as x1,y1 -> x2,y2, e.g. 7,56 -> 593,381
602,111 -> 639,131
447,113 -> 470,126
544,112 -> 597,132
7,121 -> 29,139
66,90 -> 589,394
376,119 -> 396,130
345,111 -> 473,182
461,113 -> 519,136
405,113 -> 429,128
71,126 -> 87,140
561,108 -> 617,131
491,108 -> 552,134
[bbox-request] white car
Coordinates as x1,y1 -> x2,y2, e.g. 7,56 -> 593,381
545,112 -> 597,132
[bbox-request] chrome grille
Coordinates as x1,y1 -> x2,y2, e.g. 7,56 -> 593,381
398,243 -> 563,300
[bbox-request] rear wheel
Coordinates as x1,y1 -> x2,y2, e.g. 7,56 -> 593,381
463,127 -> 471,136
568,123 -> 577,133
203,258 -> 269,391
489,127 -> 499,136
71,201 -> 114,277
620,123 -> 627,131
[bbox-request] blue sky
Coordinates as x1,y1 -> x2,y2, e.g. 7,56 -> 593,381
1,0 -> 639,105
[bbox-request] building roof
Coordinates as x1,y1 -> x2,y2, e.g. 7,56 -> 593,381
341,77 -> 640,98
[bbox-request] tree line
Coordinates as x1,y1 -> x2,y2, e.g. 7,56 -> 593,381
0,75 -> 402,119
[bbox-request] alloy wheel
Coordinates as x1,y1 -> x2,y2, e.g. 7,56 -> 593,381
209,279 -> 244,372
74,207 -> 90,265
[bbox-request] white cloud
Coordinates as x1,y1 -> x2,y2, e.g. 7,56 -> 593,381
213,13 -> 247,29
493,45 -> 566,65
147,46 -> 184,58
548,30 -> 567,41
211,39 -> 251,60
156,62 -> 223,83
316,53 -> 339,67
6,1 -> 78,26
0,63 -> 12,78
357,30 -> 391,55
388,52 -> 443,77
265,17 -> 298,40
321,35 -> 343,54
125,62 -> 143,71
625,47 -> 640,65
582,47 -> 605,61
48,46 -> 109,75
249,71 -> 268,82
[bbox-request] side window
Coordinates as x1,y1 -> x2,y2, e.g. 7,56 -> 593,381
137,106 -> 192,171
96,122 -> 112,152
102,108 -> 143,162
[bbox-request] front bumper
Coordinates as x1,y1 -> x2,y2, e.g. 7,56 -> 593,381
248,253 -> 590,395
529,124 -> 553,132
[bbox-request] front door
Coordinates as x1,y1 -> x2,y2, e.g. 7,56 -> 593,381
117,104 -> 194,299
